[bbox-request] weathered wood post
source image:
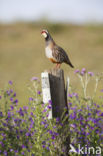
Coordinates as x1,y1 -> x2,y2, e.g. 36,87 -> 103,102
41,68 -> 70,155
49,69 -> 68,118
41,68 -> 68,118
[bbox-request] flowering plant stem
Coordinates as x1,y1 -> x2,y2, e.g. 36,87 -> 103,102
78,73 -> 89,99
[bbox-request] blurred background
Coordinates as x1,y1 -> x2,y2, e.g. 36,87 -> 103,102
0,0 -> 103,103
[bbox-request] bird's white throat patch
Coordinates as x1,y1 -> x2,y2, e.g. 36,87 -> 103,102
42,32 -> 47,38
45,47 -> 53,59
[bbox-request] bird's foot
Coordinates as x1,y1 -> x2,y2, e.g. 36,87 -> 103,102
52,64 -> 61,72
55,63 -> 61,69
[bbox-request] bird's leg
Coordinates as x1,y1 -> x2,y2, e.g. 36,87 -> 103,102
57,63 -> 61,68
55,63 -> 58,69
54,63 -> 61,70
53,63 -> 57,70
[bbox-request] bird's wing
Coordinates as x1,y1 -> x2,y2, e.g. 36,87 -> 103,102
52,45 -> 69,62
52,45 -> 74,68
52,45 -> 65,63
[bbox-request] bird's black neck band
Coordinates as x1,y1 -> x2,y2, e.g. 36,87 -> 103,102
45,35 -> 49,41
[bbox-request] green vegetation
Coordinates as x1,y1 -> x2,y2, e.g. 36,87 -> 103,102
0,22 -> 103,103
0,70 -> 103,155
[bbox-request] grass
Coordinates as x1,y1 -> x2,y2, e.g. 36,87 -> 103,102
0,22 -> 103,104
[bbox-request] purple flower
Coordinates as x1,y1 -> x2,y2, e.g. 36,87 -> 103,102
22,144 -> 26,149
28,117 -> 33,122
1,142 -> 4,147
72,92 -> 78,98
3,151 -> 7,156
6,90 -> 10,96
10,89 -> 13,93
14,118 -> 20,123
29,97 -> 33,101
88,112 -> 91,116
10,149 -> 13,152
80,71 -> 85,76
21,152 -> 25,155
29,123 -> 33,129
88,71 -> 94,76
70,106 -> 77,111
46,146 -> 49,150
0,112 -> 3,117
100,112 -> 103,117
56,117 -> 60,122
30,112 -> 33,116
8,80 -> 13,85
86,132 -> 90,136
49,130 -> 53,135
42,141 -> 46,144
70,124 -> 76,128
74,69 -> 80,74
54,132 -> 59,136
47,105 -> 52,109
44,124 -> 48,128
0,96 -> 2,99
82,68 -> 86,73
15,150 -> 18,153
10,105 -> 14,110
48,100 -> 52,105
23,106 -> 28,111
42,145 -> 45,148
70,112 -> 76,119
26,132 -> 31,137
30,77 -> 38,81
0,141 -> 3,145
68,102 -> 72,106
53,126 -> 56,129
101,89 -> 103,92
18,108 -> 24,116
37,91 -> 41,95
43,109 -> 47,113
52,142 -> 55,145
7,111 -> 12,118
68,93 -> 72,98
10,97 -> 13,102
20,130 -> 23,134
13,99 -> 18,104
51,135 -> 55,140
95,129 -> 99,134
41,121 -> 46,125
13,93 -> 16,97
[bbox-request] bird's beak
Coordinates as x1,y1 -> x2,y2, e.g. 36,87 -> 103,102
41,31 -> 44,35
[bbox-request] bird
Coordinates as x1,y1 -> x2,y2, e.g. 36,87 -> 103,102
41,29 -> 74,69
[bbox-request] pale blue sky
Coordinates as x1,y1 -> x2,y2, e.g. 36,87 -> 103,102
0,0 -> 103,24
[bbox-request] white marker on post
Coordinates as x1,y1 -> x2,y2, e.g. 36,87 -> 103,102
41,72 -> 52,119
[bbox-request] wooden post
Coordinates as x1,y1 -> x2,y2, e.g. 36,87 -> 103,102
49,69 -> 68,118
41,68 -> 70,155
41,68 -> 68,118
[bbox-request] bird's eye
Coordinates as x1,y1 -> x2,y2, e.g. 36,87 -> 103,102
41,30 -> 46,34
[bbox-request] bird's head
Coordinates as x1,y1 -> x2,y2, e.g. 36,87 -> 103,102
41,29 -> 49,38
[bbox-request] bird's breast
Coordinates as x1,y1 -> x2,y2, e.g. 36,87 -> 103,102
45,47 -> 53,59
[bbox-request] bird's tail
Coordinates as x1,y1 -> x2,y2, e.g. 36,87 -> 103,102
66,60 -> 74,68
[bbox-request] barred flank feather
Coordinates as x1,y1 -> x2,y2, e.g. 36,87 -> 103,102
52,45 -> 74,68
